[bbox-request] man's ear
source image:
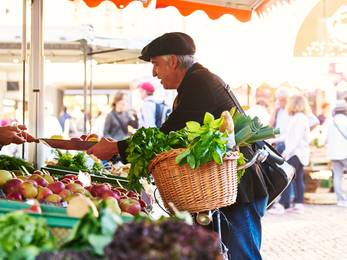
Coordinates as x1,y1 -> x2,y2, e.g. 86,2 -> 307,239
169,55 -> 179,69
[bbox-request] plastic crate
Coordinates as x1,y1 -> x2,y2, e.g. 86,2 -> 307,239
0,199 -> 78,245
41,166 -> 129,188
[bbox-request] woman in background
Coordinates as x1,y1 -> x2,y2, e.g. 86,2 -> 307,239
103,92 -> 138,141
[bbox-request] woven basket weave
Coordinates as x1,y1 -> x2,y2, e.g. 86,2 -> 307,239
149,148 -> 239,213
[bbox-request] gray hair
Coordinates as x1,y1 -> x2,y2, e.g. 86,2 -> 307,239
162,54 -> 195,69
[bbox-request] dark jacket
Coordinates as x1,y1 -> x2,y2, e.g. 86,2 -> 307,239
119,63 -> 268,204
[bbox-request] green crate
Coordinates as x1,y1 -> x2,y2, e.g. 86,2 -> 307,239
0,199 -> 78,245
41,166 -> 129,188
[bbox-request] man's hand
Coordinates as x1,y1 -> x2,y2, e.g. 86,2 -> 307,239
0,125 -> 27,145
86,137 -> 119,161
17,125 -> 38,143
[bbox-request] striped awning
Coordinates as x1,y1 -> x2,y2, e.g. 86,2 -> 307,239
69,0 -> 290,22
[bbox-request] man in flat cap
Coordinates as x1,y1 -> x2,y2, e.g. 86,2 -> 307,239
88,32 -> 268,259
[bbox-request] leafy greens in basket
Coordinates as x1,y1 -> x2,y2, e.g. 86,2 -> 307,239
126,110 -> 279,191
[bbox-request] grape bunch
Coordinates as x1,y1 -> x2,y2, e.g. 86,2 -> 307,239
104,219 -> 221,260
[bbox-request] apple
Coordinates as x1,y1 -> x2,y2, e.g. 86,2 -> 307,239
86,133 -> 99,142
139,199 -> 147,210
43,174 -> 55,184
4,178 -> 23,194
28,204 -> 42,214
101,190 -> 120,200
20,181 -> 38,199
103,197 -> 121,214
48,181 -> 65,194
61,178 -> 73,185
29,174 -> 49,187
126,191 -> 139,199
119,198 -> 142,216
44,194 -> 62,204
0,170 -> 13,187
74,180 -> 84,187
67,196 -> 98,218
65,183 -> 85,193
58,189 -> 72,200
90,184 -> 110,197
6,191 -> 23,201
36,186 -> 53,201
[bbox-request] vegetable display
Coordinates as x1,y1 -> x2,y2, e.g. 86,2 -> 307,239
104,219 -> 221,260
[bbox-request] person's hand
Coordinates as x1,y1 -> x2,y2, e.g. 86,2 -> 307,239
0,125 -> 26,145
17,125 -> 38,143
86,137 -> 119,161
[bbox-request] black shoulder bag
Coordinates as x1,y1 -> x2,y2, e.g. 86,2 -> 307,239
224,85 -> 295,207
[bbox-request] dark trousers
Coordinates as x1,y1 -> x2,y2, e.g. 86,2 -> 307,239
279,155 -> 305,208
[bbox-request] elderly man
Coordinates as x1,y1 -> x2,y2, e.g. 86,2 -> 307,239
88,32 -> 268,259
0,125 -> 36,147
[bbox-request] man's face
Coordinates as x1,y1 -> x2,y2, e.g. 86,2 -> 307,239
151,56 -> 177,89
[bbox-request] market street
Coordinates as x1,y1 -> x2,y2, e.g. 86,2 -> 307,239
261,204 -> 347,260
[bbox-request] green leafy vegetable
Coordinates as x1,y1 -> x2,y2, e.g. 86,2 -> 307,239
126,127 -> 188,191
0,155 -> 34,173
175,113 -> 228,169
0,212 -> 56,259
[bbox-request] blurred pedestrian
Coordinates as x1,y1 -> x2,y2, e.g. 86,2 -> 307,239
278,95 -> 311,213
103,92 -> 138,141
246,97 -> 270,126
325,100 -> 347,207
58,106 -> 72,132
138,82 -> 157,128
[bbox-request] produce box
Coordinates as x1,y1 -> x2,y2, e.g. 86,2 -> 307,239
41,166 -> 129,188
0,199 -> 78,245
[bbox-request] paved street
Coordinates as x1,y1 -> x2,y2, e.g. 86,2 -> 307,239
261,203 -> 347,260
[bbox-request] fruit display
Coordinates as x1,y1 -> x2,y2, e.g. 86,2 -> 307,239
0,169 -> 148,218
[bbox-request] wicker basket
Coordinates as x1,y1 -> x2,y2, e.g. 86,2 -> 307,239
149,148 -> 239,213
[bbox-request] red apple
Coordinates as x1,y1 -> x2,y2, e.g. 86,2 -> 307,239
29,174 -> 49,187
3,178 -> 23,194
20,181 -> 38,199
126,191 -> 139,199
27,204 -> 42,214
36,186 -> 53,201
101,190 -> 120,200
119,198 -> 142,216
48,181 -> 65,194
90,184 -> 110,197
61,178 -> 72,184
6,191 -> 23,201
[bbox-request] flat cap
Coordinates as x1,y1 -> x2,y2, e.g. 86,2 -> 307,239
139,32 -> 196,61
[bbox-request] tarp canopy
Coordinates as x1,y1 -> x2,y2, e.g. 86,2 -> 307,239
69,0 -> 290,22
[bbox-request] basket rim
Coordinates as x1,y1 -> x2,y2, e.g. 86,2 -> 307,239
148,148 -> 239,172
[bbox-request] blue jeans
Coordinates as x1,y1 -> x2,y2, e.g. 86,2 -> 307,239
279,155 -> 304,208
210,196 -> 268,260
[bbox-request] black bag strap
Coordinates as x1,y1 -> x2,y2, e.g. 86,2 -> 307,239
223,84 -> 246,116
